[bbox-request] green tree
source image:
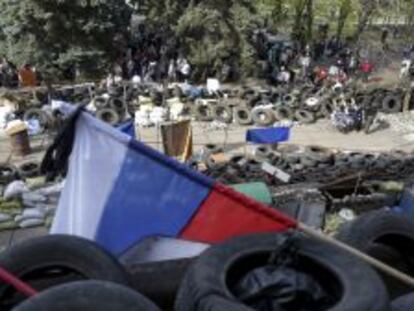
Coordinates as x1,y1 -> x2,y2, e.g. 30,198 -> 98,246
337,0 -> 353,40
175,0 -> 257,81
353,0 -> 378,42
0,0 -> 132,81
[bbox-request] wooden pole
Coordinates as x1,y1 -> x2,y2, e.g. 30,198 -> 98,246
298,223 -> 414,287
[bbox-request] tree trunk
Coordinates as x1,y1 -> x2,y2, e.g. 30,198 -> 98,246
306,0 -> 313,42
292,0 -> 307,45
353,0 -> 377,42
336,0 -> 351,41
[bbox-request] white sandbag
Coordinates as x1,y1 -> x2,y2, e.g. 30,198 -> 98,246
0,213 -> 12,223
19,218 -> 44,228
4,181 -> 29,200
15,207 -> 46,223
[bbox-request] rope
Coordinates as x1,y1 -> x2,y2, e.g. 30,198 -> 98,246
0,266 -> 37,297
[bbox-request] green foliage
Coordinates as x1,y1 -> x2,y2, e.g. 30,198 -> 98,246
173,0 -> 257,80
0,0 -> 132,81
0,0 -> 413,83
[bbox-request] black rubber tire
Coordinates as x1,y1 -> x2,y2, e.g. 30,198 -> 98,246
125,259 -> 193,310
13,280 -> 160,311
194,105 -> 214,122
93,96 -> 109,109
271,91 -> 282,103
282,94 -> 296,105
23,109 -> 49,129
241,89 -> 257,101
321,101 -> 334,118
17,161 -> 40,178
304,145 -> 333,164
391,293 -> 414,311
175,233 -> 389,311
204,144 -> 224,155
300,155 -> 318,168
251,108 -> 274,126
336,209 -> 414,298
0,235 -> 129,309
274,106 -> 294,120
213,104 -> 233,123
254,145 -> 273,160
96,108 -> 120,125
228,155 -> 247,168
108,97 -> 127,114
381,94 -> 402,114
0,164 -> 19,185
234,107 -> 253,125
295,109 -> 316,124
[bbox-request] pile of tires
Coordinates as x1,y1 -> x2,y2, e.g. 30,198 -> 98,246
203,145 -> 414,188
92,96 -> 128,126
0,235 -> 161,311
188,86 -> 408,127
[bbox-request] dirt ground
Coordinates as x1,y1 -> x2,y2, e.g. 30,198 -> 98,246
138,118 -> 414,155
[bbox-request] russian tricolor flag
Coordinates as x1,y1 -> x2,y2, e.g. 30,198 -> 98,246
51,110 -> 296,255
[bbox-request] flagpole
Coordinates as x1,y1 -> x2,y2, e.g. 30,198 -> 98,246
298,223 -> 414,287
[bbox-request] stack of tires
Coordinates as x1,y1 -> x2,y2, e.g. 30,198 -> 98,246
92,96 -> 128,126
0,235 -> 160,311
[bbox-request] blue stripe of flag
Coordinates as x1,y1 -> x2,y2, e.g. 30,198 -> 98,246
95,139 -> 214,254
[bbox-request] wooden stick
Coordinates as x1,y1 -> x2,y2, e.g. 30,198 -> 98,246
298,223 -> 414,287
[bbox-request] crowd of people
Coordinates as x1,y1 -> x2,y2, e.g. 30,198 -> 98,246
2,24 -> 414,91
106,25 -> 192,88
0,57 -> 38,88
263,36 -> 376,87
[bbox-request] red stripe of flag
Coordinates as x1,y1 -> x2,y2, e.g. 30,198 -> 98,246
180,183 -> 297,243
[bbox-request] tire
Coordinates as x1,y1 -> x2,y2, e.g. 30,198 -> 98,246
300,155 -> 318,168
254,145 -> 273,160
234,107 -> 253,125
96,108 -> 120,125
251,108 -> 274,126
282,94 -> 296,105
336,209 -> 414,298
23,109 -> 49,129
274,106 -> 294,120
175,233 -> 390,311
321,101 -> 334,118
14,280 -> 160,311
204,144 -> 223,155
241,89 -> 257,101
295,109 -> 316,124
391,293 -> 414,311
18,161 -> 40,178
108,97 -> 127,114
93,96 -> 108,109
271,91 -> 282,103
213,104 -> 233,123
348,152 -> 366,169
194,105 -> 214,122
304,145 -> 333,164
0,164 -> 19,185
382,94 -> 402,114
0,235 -> 129,309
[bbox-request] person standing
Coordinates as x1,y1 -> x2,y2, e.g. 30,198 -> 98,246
18,63 -> 37,87
360,59 -> 374,83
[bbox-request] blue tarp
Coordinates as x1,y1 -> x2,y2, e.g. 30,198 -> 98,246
246,127 -> 290,144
